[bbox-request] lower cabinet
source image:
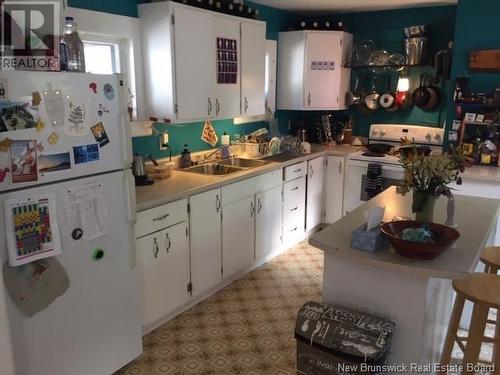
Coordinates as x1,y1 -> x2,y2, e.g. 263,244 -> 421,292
255,185 -> 283,261
325,155 -> 345,223
136,222 -> 190,327
306,156 -> 325,231
222,195 -> 255,280
189,188 -> 222,298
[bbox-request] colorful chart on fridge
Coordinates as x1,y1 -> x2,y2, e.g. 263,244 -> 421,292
5,194 -> 62,266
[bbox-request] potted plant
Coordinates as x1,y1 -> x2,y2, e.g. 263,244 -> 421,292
396,146 -> 470,222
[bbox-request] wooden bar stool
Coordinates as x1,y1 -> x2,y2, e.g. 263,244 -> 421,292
440,273 -> 500,374
481,246 -> 500,274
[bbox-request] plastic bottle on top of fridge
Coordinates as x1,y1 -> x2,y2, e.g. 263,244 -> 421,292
60,17 -> 86,72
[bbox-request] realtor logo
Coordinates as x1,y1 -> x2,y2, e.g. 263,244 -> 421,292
1,0 -> 60,70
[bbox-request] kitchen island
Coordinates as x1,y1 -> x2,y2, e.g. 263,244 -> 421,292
309,187 -> 500,369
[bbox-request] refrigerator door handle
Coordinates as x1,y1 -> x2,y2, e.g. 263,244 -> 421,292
124,169 -> 137,224
119,74 -> 134,167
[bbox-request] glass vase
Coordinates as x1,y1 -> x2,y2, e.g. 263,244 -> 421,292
412,191 -> 437,222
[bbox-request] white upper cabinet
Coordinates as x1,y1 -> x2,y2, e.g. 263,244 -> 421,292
212,16 -> 241,119
173,6 -> 215,121
277,30 -> 352,111
139,1 -> 266,123
241,21 -> 266,117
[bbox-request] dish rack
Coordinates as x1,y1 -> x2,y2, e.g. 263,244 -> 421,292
230,142 -> 271,159
146,160 -> 175,179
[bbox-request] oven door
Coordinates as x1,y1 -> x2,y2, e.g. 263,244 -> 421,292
344,159 -> 404,214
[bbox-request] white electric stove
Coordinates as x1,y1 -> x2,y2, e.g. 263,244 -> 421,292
344,124 -> 445,214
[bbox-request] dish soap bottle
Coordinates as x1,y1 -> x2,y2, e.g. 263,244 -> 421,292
221,131 -> 230,159
180,144 -> 192,168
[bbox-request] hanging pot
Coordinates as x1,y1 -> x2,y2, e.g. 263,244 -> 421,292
412,73 -> 430,108
379,75 -> 398,112
421,74 -> 441,111
361,76 -> 380,112
346,76 -> 362,106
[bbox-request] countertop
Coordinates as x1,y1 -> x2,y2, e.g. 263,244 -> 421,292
309,186 -> 500,279
135,144 -> 361,212
462,165 -> 500,183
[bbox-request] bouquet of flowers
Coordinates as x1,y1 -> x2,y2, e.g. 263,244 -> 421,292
396,145 -> 470,213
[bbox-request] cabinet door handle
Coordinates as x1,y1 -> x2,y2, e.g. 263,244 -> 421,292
309,165 -> 314,178
290,206 -> 298,212
250,201 -> 255,218
152,213 -> 169,222
257,197 -> 262,214
216,194 -> 221,212
293,168 -> 302,173
208,97 -> 212,115
307,92 -> 311,106
339,161 -> 342,174
215,98 -> 221,116
291,186 -> 299,191
244,97 -> 249,113
153,237 -> 159,258
290,227 -> 298,232
165,232 -> 171,254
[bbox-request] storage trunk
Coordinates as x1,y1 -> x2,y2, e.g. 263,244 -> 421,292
295,301 -> 395,375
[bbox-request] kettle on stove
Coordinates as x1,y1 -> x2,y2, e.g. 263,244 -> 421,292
132,154 -> 153,186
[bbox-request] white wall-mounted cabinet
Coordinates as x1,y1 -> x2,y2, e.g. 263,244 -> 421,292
325,156 -> 345,224
139,1 -> 266,122
306,156 -> 325,231
189,188 -> 222,298
277,30 -> 352,111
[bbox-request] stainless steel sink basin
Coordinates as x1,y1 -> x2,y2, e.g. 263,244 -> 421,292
218,158 -> 270,168
183,163 -> 244,176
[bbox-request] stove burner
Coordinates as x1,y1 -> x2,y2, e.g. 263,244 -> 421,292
362,152 -> 386,158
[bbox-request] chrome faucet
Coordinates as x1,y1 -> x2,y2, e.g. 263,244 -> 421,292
203,148 -> 220,163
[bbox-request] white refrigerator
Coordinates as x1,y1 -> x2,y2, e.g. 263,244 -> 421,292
0,71 -> 142,375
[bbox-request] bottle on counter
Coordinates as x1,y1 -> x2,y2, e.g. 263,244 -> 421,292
180,144 -> 192,168
60,16 -> 85,72
478,139 -> 498,166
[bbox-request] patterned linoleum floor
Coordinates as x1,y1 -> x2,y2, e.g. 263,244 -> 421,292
115,240 -> 495,375
116,241 -> 323,375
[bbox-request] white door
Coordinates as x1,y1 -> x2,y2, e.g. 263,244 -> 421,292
306,156 -> 325,231
255,185 -> 282,261
189,188 -> 222,298
137,222 -> 189,326
137,231 -> 168,326
303,32 -> 342,109
325,156 -> 345,223
163,222 -> 190,314
241,21 -> 266,117
173,6 -> 214,120
212,16 -> 241,119
0,171 -> 142,375
222,196 -> 255,280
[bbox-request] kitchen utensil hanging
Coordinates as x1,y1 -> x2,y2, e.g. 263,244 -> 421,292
358,76 -> 379,113
379,75 -> 398,112
346,76 -> 362,106
412,74 -> 430,108
421,75 -> 440,111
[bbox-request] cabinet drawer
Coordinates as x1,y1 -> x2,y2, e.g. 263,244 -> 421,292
284,161 -> 307,182
222,170 -> 281,206
283,176 -> 306,204
283,218 -> 305,246
283,201 -> 305,224
135,199 -> 188,238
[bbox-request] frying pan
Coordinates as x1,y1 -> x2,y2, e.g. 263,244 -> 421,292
421,74 -> 440,111
365,143 -> 393,154
379,75 -> 398,112
346,76 -> 362,106
361,76 -> 380,112
413,74 -> 430,108
357,76 -> 373,114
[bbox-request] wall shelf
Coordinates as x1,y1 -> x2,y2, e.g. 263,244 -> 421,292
344,63 -> 431,69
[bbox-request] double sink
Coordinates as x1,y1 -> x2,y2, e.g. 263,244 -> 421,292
181,157 -> 271,176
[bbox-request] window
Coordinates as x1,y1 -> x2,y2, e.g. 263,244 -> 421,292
83,41 -> 120,75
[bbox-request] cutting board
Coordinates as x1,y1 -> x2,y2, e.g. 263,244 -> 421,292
470,49 -> 500,71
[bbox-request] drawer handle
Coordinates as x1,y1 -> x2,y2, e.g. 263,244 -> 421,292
216,195 -> 221,212
290,206 -> 298,212
291,186 -> 299,191
293,169 -> 302,173
257,197 -> 262,214
165,232 -> 171,254
250,201 -> 255,218
290,227 -> 298,232
153,237 -> 159,258
152,213 -> 169,222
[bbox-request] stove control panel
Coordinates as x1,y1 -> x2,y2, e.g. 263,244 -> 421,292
369,124 -> 445,146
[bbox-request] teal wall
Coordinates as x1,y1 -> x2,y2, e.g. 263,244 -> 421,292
277,5 -> 457,139
444,0 -> 500,147
68,0 -> 139,17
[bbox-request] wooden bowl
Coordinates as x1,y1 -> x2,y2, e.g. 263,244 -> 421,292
381,221 -> 460,260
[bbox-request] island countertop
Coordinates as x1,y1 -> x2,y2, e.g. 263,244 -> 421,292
309,186 -> 500,279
